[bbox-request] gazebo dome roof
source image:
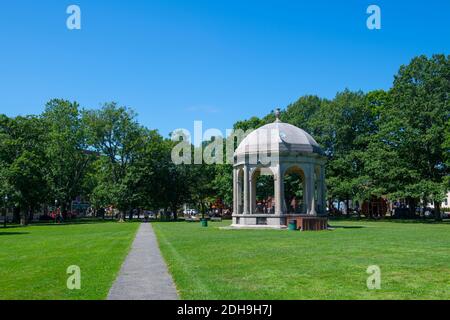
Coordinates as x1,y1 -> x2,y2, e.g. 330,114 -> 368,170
234,117 -> 323,157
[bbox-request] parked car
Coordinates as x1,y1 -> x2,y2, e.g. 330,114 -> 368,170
423,208 -> 435,218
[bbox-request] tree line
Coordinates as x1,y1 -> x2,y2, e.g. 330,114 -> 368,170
221,54 -> 449,221
0,102 -> 189,224
0,54 -> 449,224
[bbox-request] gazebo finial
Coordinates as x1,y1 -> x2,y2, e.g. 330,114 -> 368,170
275,108 -> 281,122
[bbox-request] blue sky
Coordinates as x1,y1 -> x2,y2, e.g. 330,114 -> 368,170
0,0 -> 449,137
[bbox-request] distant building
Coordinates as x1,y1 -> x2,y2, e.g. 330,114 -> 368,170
441,191 -> 450,208
428,191 -> 450,209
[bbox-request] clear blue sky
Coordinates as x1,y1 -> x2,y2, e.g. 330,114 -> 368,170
0,0 -> 449,137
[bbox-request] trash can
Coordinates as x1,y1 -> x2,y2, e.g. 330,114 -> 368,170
201,219 -> 208,227
288,220 -> 297,231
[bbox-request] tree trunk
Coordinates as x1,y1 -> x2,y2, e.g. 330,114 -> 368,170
13,207 -> 20,223
368,199 -> 373,219
3,207 -> 6,228
20,208 -> 29,226
434,201 -> 442,222
172,205 -> 178,221
28,208 -> 34,223
20,216 -> 27,226
345,197 -> 350,216
406,197 -> 416,218
355,200 -> 361,219
118,211 -> 125,223
201,203 -> 206,220
62,202 -> 68,217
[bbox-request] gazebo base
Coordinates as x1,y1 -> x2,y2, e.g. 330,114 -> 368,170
225,224 -> 287,230
286,215 -> 328,231
231,214 -> 328,231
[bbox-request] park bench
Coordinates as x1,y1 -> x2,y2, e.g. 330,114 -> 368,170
210,217 -> 222,222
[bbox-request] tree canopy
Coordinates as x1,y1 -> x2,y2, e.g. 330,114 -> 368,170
0,54 -> 448,223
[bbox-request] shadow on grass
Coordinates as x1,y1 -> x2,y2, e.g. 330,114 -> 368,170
386,219 -> 450,225
31,219 -> 126,227
0,225 -> 26,230
151,220 -> 195,223
329,225 -> 365,229
329,217 -> 450,225
3,218 -> 133,228
0,232 -> 29,236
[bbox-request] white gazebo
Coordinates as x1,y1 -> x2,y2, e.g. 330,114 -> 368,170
231,110 -> 328,230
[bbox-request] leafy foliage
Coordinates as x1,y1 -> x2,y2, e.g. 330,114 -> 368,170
0,54 -> 448,222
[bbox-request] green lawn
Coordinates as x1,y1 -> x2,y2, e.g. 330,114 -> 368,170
153,220 -> 450,300
0,221 -> 139,300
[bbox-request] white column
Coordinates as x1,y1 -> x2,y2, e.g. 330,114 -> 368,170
313,165 -> 322,214
243,165 -> 250,214
281,170 -> 287,214
233,169 -> 237,214
316,166 -> 322,214
302,178 -> 307,214
305,164 -> 317,215
250,171 -> 257,213
320,165 -> 326,215
274,165 -> 284,215
237,170 -> 243,214
249,169 -> 256,214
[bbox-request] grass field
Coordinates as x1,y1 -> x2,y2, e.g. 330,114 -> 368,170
153,220 -> 450,300
0,221 -> 139,300
1,219 -> 448,300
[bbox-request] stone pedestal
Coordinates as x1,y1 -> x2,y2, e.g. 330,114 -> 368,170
231,214 -> 328,230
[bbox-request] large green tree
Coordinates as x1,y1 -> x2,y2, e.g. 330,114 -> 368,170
444,118 -> 450,189
83,103 -> 148,220
0,116 -> 48,224
42,99 -> 94,212
373,55 -> 450,220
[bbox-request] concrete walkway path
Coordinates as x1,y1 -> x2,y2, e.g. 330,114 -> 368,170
107,223 -> 179,300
